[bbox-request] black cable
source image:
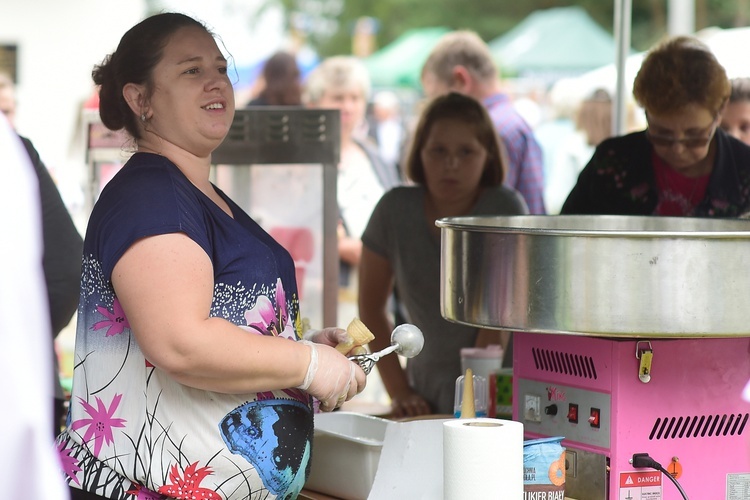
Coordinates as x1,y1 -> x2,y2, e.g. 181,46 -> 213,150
654,463 -> 689,500
631,453 -> 689,500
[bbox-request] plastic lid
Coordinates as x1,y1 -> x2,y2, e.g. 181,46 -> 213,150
460,345 -> 503,359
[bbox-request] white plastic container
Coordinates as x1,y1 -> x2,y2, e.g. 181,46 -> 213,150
460,345 -> 503,381
306,411 -> 390,500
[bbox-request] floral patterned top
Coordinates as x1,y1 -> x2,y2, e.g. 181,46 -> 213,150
561,129 -> 750,218
56,153 -> 312,500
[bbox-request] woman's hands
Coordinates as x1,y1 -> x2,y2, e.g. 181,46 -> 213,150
303,326 -> 369,356
388,388 -> 432,418
303,327 -> 349,349
297,340 -> 367,412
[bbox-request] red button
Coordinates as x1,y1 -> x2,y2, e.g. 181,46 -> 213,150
589,408 -> 600,428
567,404 -> 578,423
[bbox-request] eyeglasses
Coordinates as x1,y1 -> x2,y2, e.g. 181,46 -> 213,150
646,117 -> 717,149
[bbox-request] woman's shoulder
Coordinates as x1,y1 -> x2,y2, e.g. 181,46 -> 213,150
582,130 -> 652,179
109,152 -> 173,178
367,186 -> 422,226
102,153 -> 185,196
718,129 -> 750,161
379,185 -> 422,203
92,153 -> 196,223
477,185 -> 529,214
715,131 -> 750,193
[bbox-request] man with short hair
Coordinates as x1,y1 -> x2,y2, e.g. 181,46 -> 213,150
421,30 -> 546,214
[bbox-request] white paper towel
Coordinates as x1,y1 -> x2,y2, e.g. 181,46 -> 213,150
443,418 -> 524,499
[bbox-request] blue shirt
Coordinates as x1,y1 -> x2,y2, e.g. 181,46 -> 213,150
484,92 -> 547,214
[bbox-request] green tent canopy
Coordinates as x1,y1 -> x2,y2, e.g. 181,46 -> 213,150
489,6 -> 624,77
364,27 -> 450,89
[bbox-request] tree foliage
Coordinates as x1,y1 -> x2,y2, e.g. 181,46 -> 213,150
267,0 -> 750,57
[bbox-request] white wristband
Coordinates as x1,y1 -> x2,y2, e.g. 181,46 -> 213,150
296,340 -> 318,391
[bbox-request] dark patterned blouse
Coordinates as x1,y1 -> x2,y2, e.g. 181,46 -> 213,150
561,129 -> 750,218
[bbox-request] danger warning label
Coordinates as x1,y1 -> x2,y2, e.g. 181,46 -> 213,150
619,471 -> 662,499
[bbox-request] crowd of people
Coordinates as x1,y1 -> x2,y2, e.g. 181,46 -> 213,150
7,8 -> 750,499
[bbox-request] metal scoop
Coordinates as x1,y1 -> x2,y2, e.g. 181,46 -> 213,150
348,323 -> 424,375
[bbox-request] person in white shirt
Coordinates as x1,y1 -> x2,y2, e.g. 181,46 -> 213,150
370,90 -> 406,167
0,110 -> 69,499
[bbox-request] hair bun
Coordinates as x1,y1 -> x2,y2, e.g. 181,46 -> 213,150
92,54 -> 127,132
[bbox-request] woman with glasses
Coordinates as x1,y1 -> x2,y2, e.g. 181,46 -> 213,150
562,35 -> 750,217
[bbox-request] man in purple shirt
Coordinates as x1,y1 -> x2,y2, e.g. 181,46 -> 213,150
421,30 -> 546,214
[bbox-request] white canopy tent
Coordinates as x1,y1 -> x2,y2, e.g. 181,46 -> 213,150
561,0 -> 748,135
553,25 -> 750,123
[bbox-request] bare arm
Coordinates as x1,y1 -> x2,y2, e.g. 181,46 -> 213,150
358,246 -> 431,417
112,232 -> 311,394
338,220 -> 362,266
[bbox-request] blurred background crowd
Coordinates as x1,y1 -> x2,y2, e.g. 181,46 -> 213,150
5,0 -> 750,413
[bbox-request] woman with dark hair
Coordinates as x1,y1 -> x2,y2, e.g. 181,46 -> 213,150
248,51 -> 302,106
358,92 -> 528,418
562,35 -> 750,217
56,12 -> 365,500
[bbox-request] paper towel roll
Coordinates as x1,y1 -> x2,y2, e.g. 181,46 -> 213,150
443,418 -> 524,499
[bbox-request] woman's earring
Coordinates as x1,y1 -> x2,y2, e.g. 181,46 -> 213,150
140,113 -> 146,122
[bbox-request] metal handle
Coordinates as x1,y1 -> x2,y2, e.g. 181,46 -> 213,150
347,323 -> 424,375
348,345 -> 399,375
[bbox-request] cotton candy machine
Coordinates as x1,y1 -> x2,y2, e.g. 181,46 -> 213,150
437,215 -> 750,500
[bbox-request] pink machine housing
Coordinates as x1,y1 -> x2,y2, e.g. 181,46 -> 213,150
514,332 -> 750,499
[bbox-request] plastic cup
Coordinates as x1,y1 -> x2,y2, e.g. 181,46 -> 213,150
453,373 -> 488,418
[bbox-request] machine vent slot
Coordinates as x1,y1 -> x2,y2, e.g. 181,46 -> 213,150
301,112 -> 330,143
263,113 -> 292,143
530,348 -> 598,379
649,413 -> 749,440
225,111 -> 252,142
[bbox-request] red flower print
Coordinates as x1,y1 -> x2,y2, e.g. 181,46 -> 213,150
126,483 -> 166,499
57,441 -> 82,485
630,182 -> 650,199
69,394 -> 126,456
158,462 -> 221,499
92,297 -> 130,336
711,198 -> 730,210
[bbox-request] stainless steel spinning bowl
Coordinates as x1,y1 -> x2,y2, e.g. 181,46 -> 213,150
437,215 -> 750,338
